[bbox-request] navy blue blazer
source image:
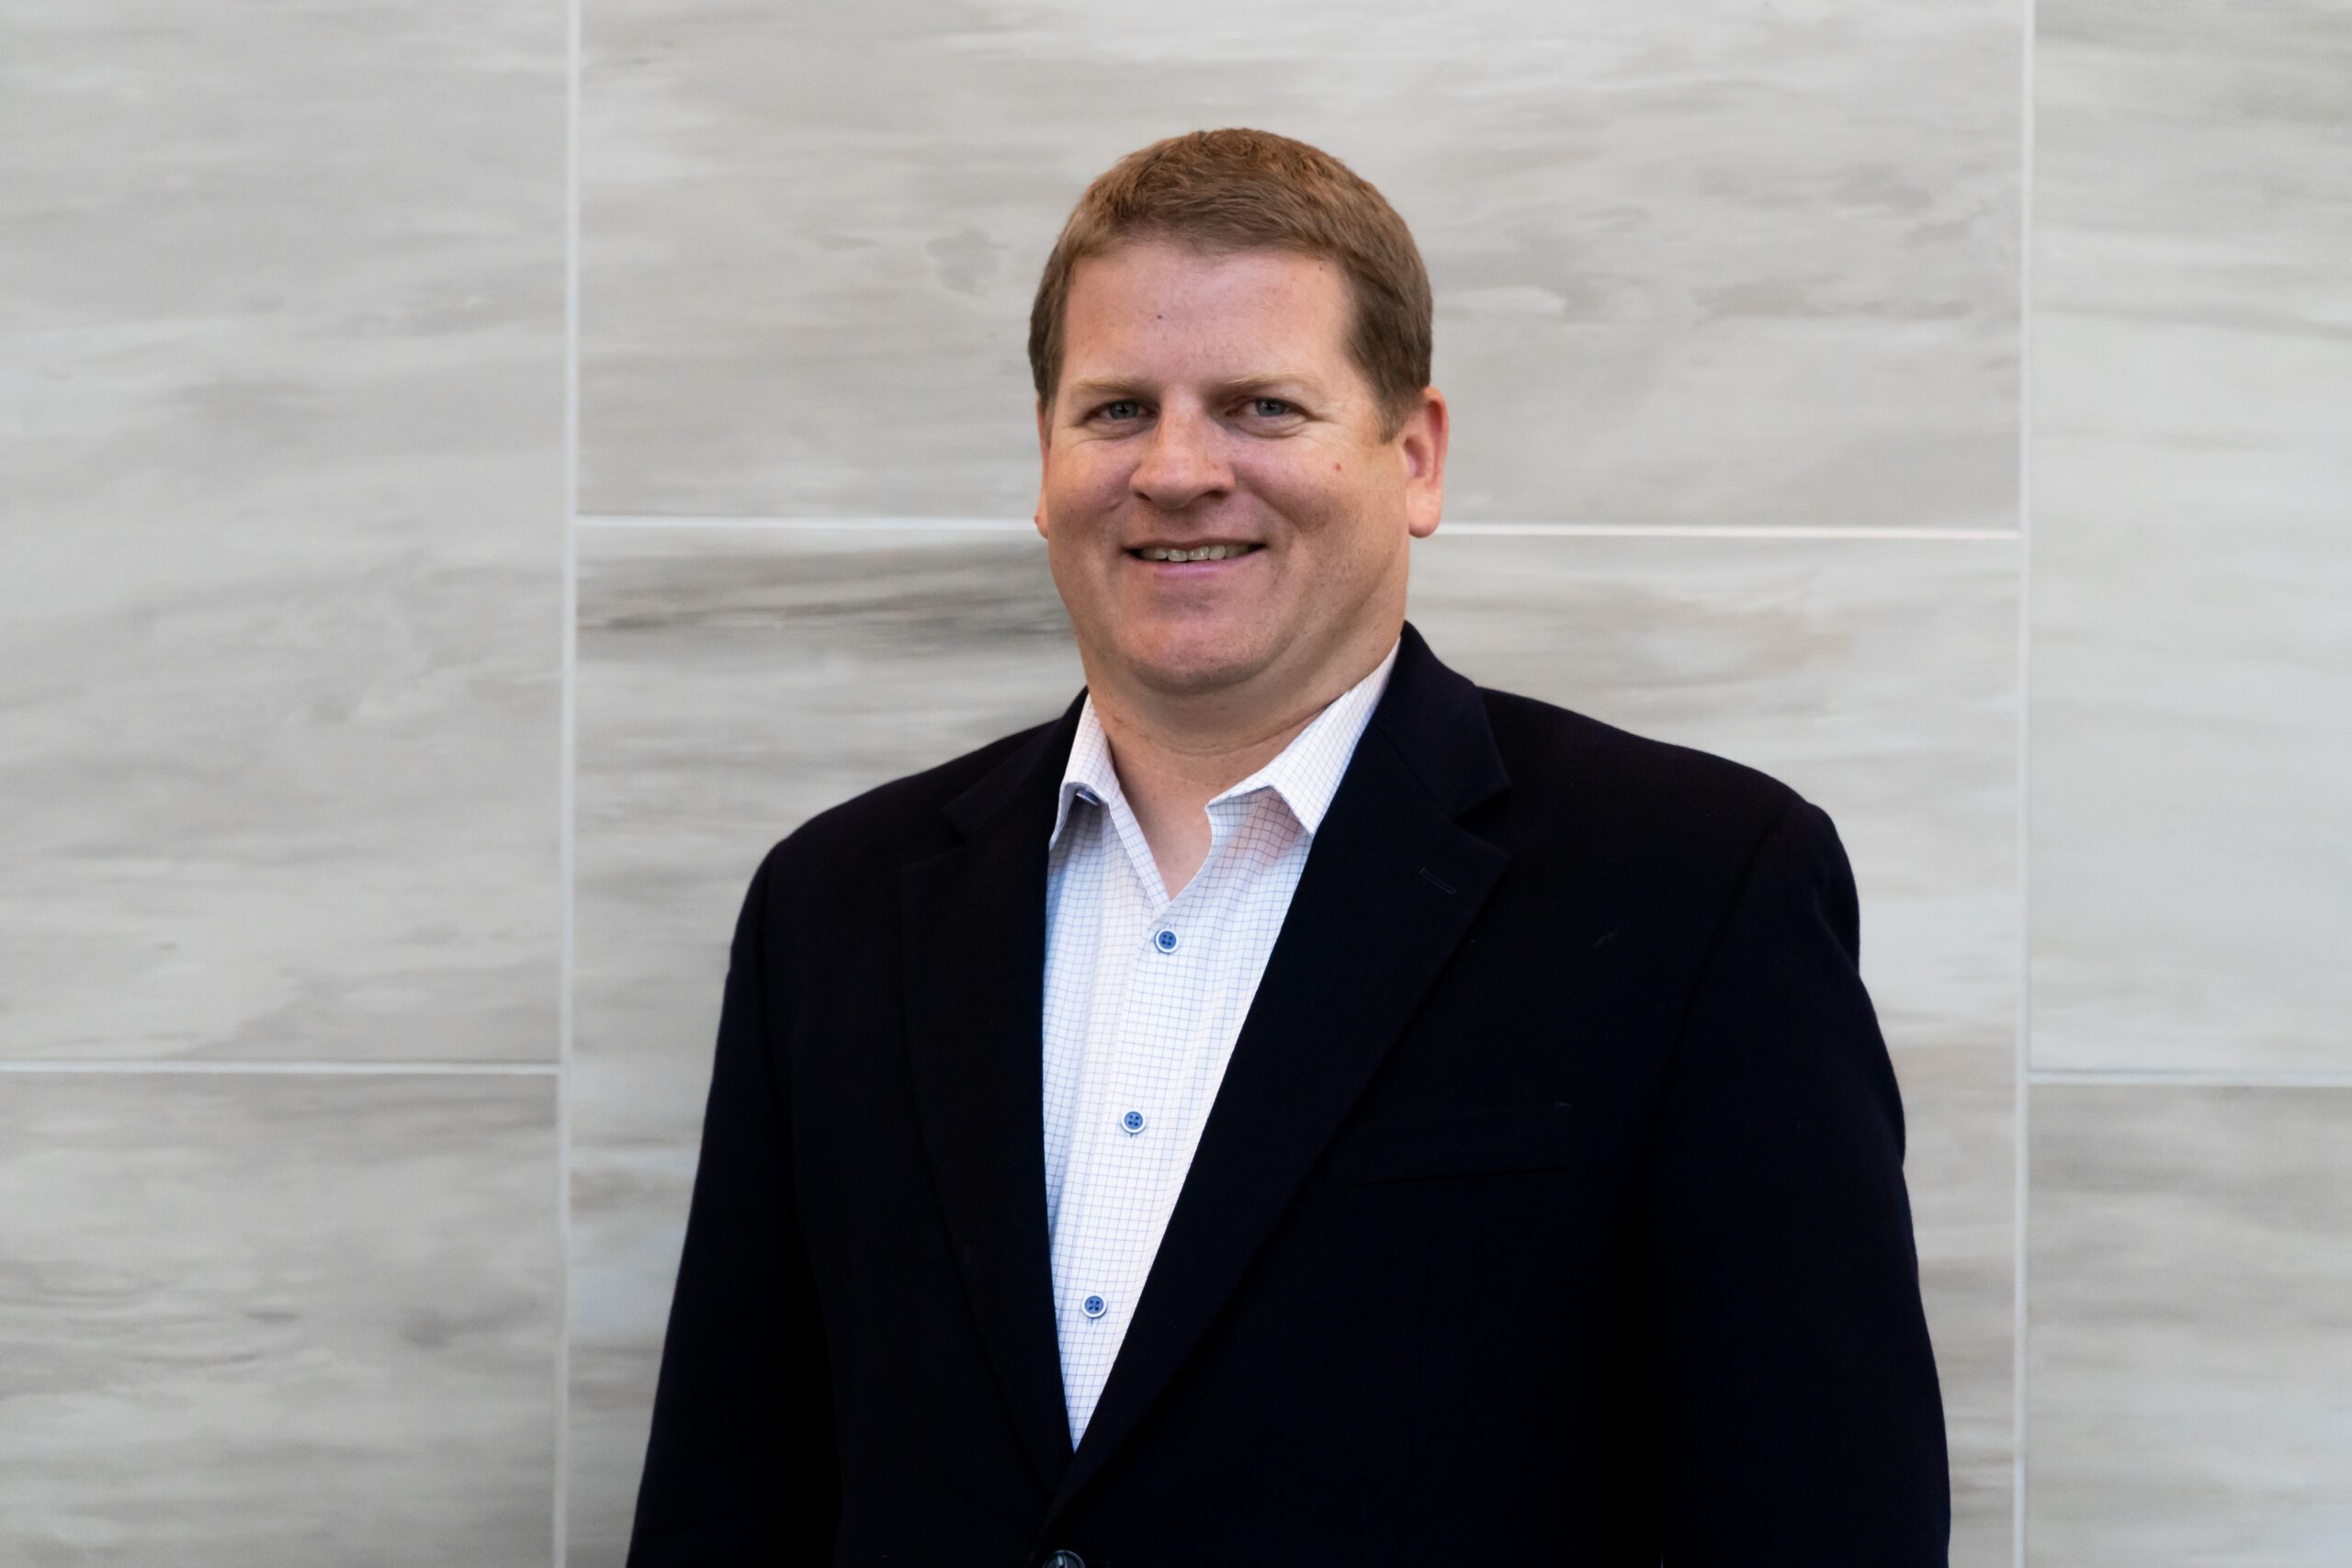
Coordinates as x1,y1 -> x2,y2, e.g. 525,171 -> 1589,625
628,619 -> 1951,1566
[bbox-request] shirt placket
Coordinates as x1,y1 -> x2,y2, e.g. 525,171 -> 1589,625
1060,795 -> 1250,1423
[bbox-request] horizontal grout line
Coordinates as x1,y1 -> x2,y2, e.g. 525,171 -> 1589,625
2028,1067 -> 2352,1089
575,513 -> 2019,541
578,513 -> 1031,531
1435,523 -> 2018,540
0,1059 -> 560,1077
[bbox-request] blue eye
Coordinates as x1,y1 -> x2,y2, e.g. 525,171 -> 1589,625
1251,398 -> 1292,417
1097,400 -> 1143,421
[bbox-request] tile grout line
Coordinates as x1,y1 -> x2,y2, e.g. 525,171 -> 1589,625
2015,0 -> 2036,1556
11,1061 -> 2339,1087
555,0 -> 582,1554
2027,1069 -> 2352,1089
0,1061 -> 561,1076
572,513 -> 2022,541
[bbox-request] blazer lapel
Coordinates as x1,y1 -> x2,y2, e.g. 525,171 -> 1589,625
900,693 -> 1088,1496
1044,621 -> 1513,1524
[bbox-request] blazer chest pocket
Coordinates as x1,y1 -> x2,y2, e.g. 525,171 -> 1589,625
1318,1101 -> 1576,1190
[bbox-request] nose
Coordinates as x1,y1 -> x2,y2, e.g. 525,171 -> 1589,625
1128,402 -> 1232,513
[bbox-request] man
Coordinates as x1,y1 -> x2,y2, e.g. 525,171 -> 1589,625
628,128 -> 1950,1566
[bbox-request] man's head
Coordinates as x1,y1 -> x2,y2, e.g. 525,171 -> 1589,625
1028,129 -> 1447,723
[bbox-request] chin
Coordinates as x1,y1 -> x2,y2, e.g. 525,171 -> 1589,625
1119,626 -> 1268,694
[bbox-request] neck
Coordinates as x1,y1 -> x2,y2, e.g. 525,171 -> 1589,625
1079,626 -> 1396,898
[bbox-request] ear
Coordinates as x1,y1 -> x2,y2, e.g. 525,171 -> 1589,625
1034,397 -> 1053,541
1399,387 -> 1448,540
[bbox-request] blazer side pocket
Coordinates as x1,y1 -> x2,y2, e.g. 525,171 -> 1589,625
1318,1101 -> 1576,1190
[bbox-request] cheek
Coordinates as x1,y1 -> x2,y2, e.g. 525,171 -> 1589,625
1246,450 -> 1355,527
1043,450 -> 1116,512
1275,464 -> 1392,560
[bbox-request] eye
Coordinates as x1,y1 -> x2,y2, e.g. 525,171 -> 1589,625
1092,400 -> 1146,423
1249,397 -> 1295,418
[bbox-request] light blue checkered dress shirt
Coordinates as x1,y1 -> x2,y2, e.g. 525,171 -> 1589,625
1039,637 -> 1399,1444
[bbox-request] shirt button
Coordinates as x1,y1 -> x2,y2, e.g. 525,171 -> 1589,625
1154,928 -> 1178,953
1081,1293 -> 1106,1318
1121,1110 -> 1146,1134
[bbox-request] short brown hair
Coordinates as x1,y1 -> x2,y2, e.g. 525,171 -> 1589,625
1028,128 -> 1433,443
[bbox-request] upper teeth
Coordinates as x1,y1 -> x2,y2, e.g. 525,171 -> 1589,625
1138,544 -> 1256,561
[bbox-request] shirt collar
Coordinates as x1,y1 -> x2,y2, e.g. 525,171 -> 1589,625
1047,635 -> 1402,851
1047,696 -> 1123,852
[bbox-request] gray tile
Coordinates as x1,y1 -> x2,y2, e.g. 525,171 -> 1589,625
1408,530 -> 2021,1562
2028,0 -> 2352,1070
566,525 -> 1080,1562
580,0 -> 2018,529
2027,1085 -> 2352,1564
0,2 -> 565,1060
0,1072 -> 560,1566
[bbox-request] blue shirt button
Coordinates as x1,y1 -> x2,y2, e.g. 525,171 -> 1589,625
1154,928 -> 1178,953
1081,1293 -> 1106,1318
1121,1110 -> 1146,1134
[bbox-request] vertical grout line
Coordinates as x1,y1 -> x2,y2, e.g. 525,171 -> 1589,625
554,0 -> 582,1555
2014,0 -> 2037,1558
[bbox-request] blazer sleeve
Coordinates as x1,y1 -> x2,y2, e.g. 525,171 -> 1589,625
628,846 -> 841,1565
1638,796 -> 1951,1565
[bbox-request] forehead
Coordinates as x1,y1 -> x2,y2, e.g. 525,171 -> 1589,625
1059,241 -> 1353,370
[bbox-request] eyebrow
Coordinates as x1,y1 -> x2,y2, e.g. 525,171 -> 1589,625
1062,372 -> 1321,406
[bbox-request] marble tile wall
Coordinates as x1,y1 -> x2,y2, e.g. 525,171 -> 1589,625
8,0 -> 2346,1563
578,0 -> 2020,528
0,1075 -> 562,1565
2020,0 -> 2352,1559
2027,1087 -> 2352,1563
2028,0 -> 2352,1074
0,0 -> 566,1562
0,0 -> 566,1066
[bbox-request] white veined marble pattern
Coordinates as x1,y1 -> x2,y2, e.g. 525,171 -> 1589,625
2028,0 -> 2352,1072
579,0 -> 2018,529
2028,1084 -> 2352,1565
0,1072 -> 561,1566
0,0 -> 567,1063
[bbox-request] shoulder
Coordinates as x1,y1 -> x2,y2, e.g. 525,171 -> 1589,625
1467,683 -> 1837,886
1478,684 -> 1804,820
1459,682 -> 1865,972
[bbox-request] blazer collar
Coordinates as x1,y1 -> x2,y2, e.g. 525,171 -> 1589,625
947,619 -> 1507,839
903,618 -> 1512,1514
1047,631 -> 1402,855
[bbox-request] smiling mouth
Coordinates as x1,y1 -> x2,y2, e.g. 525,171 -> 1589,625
1127,543 -> 1264,562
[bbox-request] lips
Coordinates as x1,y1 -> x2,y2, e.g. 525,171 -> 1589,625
1125,542 -> 1264,562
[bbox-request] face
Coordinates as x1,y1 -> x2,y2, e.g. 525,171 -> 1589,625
1035,239 -> 1446,716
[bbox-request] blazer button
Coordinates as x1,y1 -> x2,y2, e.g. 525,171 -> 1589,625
1042,1553 -> 1086,1568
